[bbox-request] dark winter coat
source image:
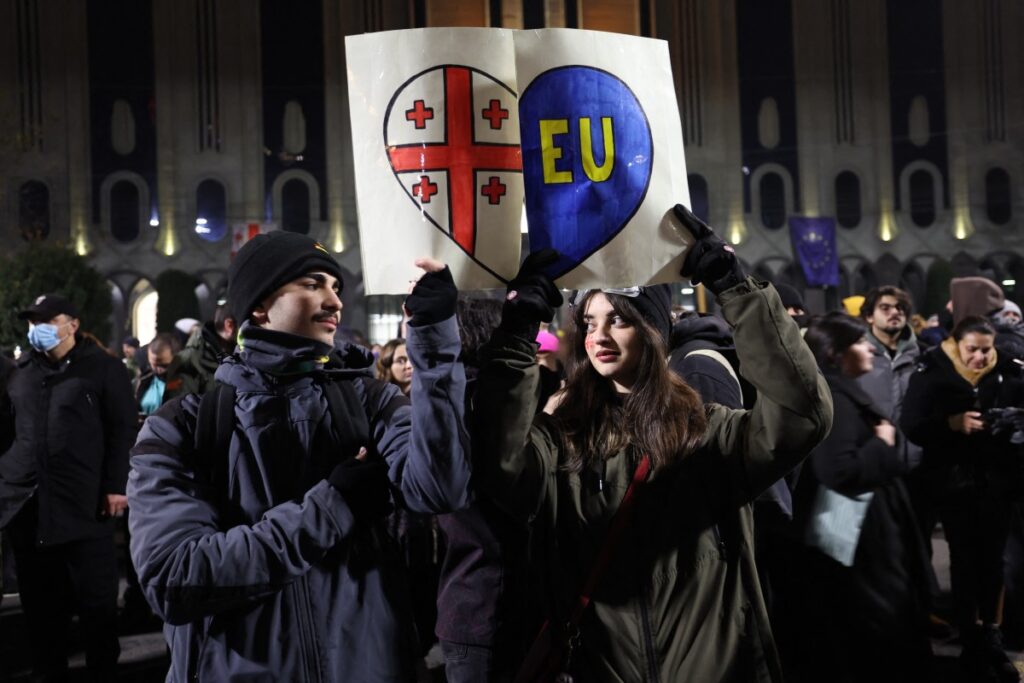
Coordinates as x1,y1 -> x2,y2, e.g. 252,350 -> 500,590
435,367 -> 531,653
855,329 -> 922,471
901,344 -> 1024,498
668,313 -> 744,410
175,321 -> 232,397
0,336 -> 136,544
0,355 -> 14,456
794,372 -> 932,645
127,318 -> 471,682
474,278 -> 833,682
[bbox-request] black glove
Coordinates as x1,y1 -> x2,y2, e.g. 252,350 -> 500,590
673,204 -> 746,295
327,457 -> 393,520
500,249 -> 564,337
405,266 -> 458,327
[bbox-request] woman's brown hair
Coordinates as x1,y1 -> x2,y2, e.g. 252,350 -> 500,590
375,338 -> 405,383
552,291 -> 707,474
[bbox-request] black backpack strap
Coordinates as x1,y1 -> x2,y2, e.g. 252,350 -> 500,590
321,377 -> 371,461
193,382 -> 238,516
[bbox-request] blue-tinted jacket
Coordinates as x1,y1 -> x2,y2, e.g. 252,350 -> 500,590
127,318 -> 470,682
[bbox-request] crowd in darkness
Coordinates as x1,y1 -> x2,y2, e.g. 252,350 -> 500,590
1,206 -> 1024,682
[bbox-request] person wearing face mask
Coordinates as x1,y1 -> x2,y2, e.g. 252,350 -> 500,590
0,293 -> 136,681
902,316 -> 1024,683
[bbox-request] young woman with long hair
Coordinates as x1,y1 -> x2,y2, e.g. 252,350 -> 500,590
376,338 -> 413,396
472,207 -> 833,682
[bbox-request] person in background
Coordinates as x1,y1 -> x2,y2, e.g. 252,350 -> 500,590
121,336 -> 142,382
775,282 -> 808,324
789,312 -> 933,682
902,316 -> 1024,683
0,293 -> 136,681
377,338 -> 413,396
857,287 -> 923,472
134,332 -> 183,418
436,296 -> 535,682
174,303 -> 237,396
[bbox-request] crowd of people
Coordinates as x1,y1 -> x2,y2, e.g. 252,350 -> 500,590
0,206 -> 1022,682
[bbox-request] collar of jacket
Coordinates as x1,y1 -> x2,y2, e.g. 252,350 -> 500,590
23,333 -> 96,371
867,326 -> 917,359
940,336 -> 997,386
235,321 -> 333,378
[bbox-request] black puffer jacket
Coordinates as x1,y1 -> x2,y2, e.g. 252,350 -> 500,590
0,336 -> 136,544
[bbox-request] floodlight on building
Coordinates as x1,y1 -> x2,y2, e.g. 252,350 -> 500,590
149,218 -> 159,227
727,220 -> 746,245
196,217 -> 208,226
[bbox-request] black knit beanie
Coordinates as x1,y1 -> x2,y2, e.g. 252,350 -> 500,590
228,232 -> 344,322
629,284 -> 673,349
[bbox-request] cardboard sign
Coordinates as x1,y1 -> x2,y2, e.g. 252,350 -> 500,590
346,28 -> 691,294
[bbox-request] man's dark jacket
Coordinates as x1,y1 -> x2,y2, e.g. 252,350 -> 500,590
0,336 -> 136,544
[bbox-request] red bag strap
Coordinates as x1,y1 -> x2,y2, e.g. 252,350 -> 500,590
569,453 -> 651,624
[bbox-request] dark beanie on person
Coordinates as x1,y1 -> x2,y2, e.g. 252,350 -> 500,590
630,284 -> 673,348
227,231 -> 344,322
775,283 -> 805,312
950,276 -> 1004,326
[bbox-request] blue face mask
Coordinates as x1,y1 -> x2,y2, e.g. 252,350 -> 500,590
27,322 -> 67,352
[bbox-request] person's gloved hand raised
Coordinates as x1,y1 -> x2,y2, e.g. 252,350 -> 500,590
404,257 -> 458,327
500,248 -> 564,337
674,204 -> 747,296
327,449 -> 393,521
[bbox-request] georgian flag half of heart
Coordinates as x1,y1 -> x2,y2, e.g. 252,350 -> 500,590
346,27 -> 692,295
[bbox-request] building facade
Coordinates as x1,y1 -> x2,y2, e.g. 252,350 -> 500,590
1,0 -> 1022,343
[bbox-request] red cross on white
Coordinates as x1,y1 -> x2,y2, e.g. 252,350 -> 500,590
480,176 -> 507,205
388,67 -> 521,254
481,99 -> 509,130
405,100 -> 434,129
412,175 -> 439,203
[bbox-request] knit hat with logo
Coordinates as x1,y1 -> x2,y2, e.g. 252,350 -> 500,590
228,231 -> 343,322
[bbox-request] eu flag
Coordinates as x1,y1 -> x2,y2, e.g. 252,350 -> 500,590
789,217 -> 839,287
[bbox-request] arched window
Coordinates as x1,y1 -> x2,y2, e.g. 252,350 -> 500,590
282,179 -> 311,234
985,167 -> 1011,225
834,171 -> 862,228
110,180 -> 141,242
687,174 -> 710,223
759,172 -> 786,229
195,179 -> 227,241
908,169 -> 936,227
19,181 -> 50,241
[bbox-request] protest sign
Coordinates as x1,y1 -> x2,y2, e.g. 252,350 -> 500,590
346,28 -> 691,294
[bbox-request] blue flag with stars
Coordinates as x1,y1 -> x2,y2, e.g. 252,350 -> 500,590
789,217 -> 839,287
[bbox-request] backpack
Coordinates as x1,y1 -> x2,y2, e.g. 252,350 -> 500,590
191,376 -> 374,519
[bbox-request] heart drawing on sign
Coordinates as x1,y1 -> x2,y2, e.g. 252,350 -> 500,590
519,66 -> 654,279
384,65 -> 522,282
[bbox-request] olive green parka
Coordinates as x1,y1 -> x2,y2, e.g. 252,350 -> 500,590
474,277 -> 833,682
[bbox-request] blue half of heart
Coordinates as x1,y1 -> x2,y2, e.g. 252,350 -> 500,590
519,66 -> 654,278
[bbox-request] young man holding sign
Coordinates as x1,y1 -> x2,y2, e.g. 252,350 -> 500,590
127,232 -> 471,681
473,206 -> 833,682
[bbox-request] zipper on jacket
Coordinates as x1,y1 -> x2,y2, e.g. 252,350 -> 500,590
294,578 -> 324,683
639,583 -> 661,683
